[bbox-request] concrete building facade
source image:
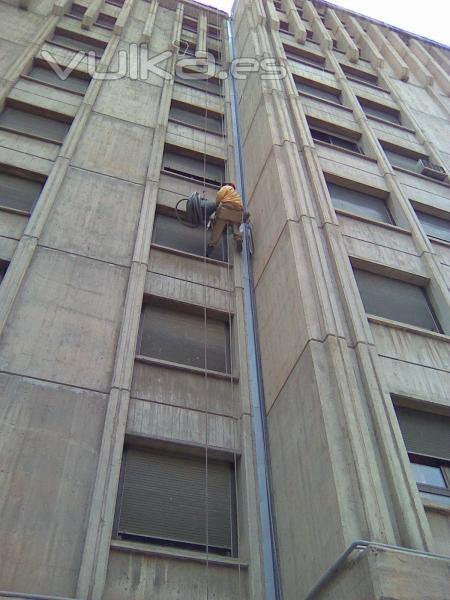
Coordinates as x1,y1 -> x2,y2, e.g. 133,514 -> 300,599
0,0 -> 449,599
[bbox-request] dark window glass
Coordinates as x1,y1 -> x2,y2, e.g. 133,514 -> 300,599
295,79 -> 341,104
174,73 -> 222,96
0,105 -> 71,143
415,210 -> 450,243
354,269 -> 441,332
169,102 -> 223,134
96,12 -> 116,29
0,263 -> 7,284
115,448 -> 237,556
182,17 -> 197,33
106,0 -> 124,6
0,170 -> 44,214
27,65 -> 90,94
66,2 -> 86,18
139,302 -> 231,373
283,44 -> 325,66
311,128 -> 362,153
342,63 -> 378,85
395,406 -> 450,506
328,183 -> 393,224
152,212 -> 228,262
361,101 -> 401,125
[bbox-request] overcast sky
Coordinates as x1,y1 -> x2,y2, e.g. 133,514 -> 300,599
204,0 -> 449,47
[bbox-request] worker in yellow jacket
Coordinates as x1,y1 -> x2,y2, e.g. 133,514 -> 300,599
216,182 -> 243,211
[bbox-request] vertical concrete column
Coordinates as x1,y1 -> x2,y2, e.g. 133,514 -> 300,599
410,39 -> 450,96
251,0 -> 266,28
53,0 -> 71,16
75,5 -> 184,600
141,0 -> 158,43
282,0 -> 307,44
0,25 -> 119,338
82,0 -> 105,30
114,0 -> 134,35
265,0 -> 280,31
428,45 -> 450,74
327,8 -> 359,63
303,1 -> 332,51
346,15 -> 384,68
387,31 -> 433,87
0,16 -> 58,105
367,23 -> 409,81
197,11 -> 208,56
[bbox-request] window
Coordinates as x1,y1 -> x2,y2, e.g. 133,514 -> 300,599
382,145 -> 423,172
50,28 -> 106,56
106,0 -> 124,6
138,301 -> 231,373
152,211 -> 228,262
327,182 -> 393,224
174,72 -> 222,96
295,77 -> 341,104
169,102 -> 223,134
162,146 -> 225,187
342,63 -> 378,86
415,209 -> 450,243
353,269 -> 441,332
66,2 -> 86,19
114,447 -> 237,556
179,40 -> 197,57
359,99 -> 401,125
96,12 -> 116,30
280,21 -> 292,35
0,169 -> 44,214
395,405 -> 450,506
207,24 -> 221,39
182,16 -> 197,33
0,262 -> 8,285
284,44 -> 326,66
26,63 -> 91,95
273,0 -> 283,10
0,102 -> 72,143
310,128 -> 362,154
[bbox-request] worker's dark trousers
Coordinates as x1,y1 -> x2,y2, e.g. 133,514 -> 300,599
202,200 -> 216,224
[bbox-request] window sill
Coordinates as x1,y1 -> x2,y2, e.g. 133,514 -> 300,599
367,315 -> 449,342
135,355 -> 238,382
151,243 -> 231,268
111,539 -> 248,569
390,165 -> 450,187
422,499 -> 450,515
335,208 -> 410,234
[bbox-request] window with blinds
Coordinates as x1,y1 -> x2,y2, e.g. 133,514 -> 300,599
382,145 -> 423,172
50,28 -> 107,57
169,101 -> 223,135
327,182 -> 393,224
353,269 -> 441,332
27,63 -> 91,95
415,209 -> 450,243
0,103 -> 72,143
0,170 -> 45,214
138,302 -> 231,373
359,99 -> 401,125
162,146 -> 225,187
310,128 -> 362,154
395,405 -> 450,506
152,212 -> 228,262
174,72 -> 222,96
295,77 -> 341,104
115,448 -> 237,556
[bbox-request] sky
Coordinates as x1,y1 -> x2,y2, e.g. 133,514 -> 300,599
204,0 -> 450,47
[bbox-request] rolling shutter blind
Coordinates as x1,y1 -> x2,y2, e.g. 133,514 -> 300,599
174,73 -> 221,95
296,80 -> 341,104
29,66 -> 90,94
118,449 -> 235,553
0,107 -> 71,142
416,210 -> 450,243
169,105 -> 223,134
139,303 -> 230,373
361,103 -> 400,124
162,150 -> 224,186
153,213 -> 228,262
328,183 -> 392,224
384,148 -> 419,171
395,406 -> 450,461
0,172 -> 43,213
354,269 -> 440,332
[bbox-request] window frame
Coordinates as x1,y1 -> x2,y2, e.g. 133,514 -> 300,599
409,453 -> 450,504
295,76 -> 342,105
414,208 -> 450,244
310,127 -> 363,154
0,167 -> 46,216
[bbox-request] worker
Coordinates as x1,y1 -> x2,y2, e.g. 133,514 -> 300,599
216,182 -> 243,211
